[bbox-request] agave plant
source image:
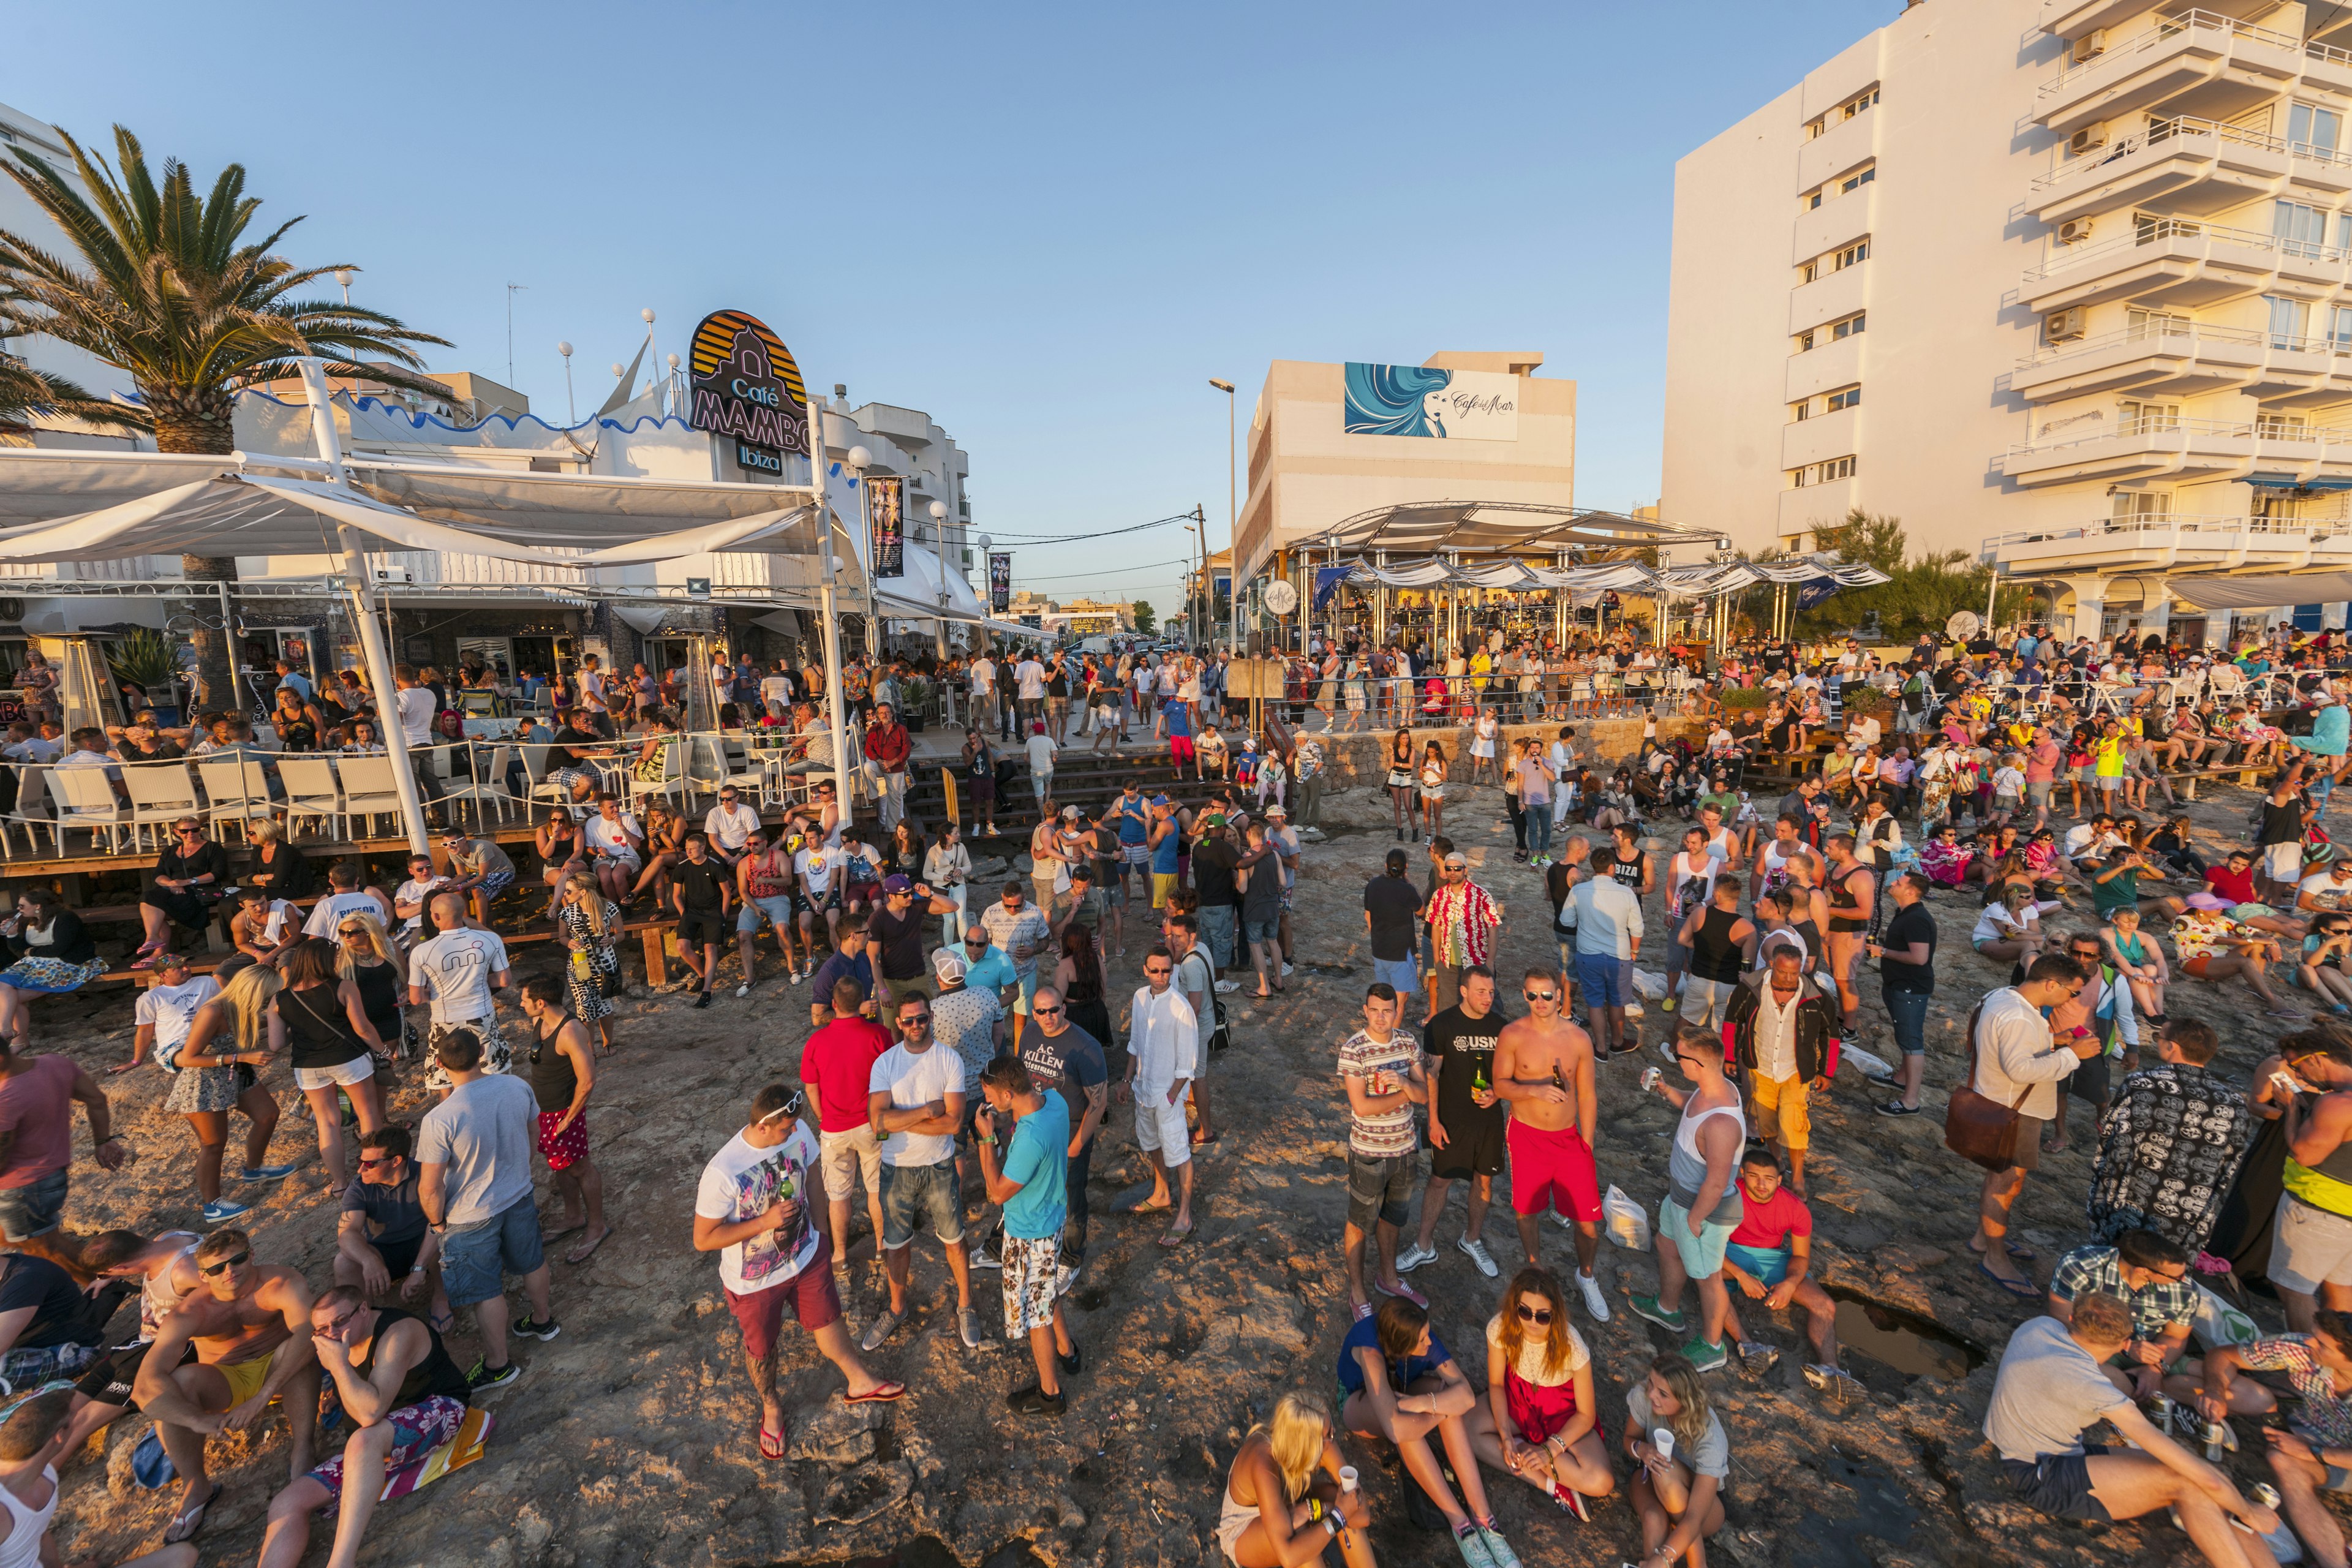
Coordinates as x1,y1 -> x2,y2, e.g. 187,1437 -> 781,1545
0,124 -> 450,702
104,625 -> 178,690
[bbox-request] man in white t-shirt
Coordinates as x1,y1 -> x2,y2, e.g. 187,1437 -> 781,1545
968,654 -> 998,739
1549,728 -> 1581,830
797,835 -> 846,949
303,863 -> 396,939
408,892 -> 513,1091
861,994 -> 978,1354
132,954 -> 219,1071
392,663 -> 445,818
704,788 -> 761,868
1025,725 -> 1060,805
1015,654 -> 1047,734
758,662 -> 792,718
693,1080 -> 905,1444
392,853 -> 453,941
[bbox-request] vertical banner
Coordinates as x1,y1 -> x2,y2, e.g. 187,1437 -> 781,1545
989,552 -> 1012,612
867,475 -> 905,579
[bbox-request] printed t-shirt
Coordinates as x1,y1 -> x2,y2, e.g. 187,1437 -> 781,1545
695,1123 -> 823,1295
1422,1006 -> 1508,1142
1337,1028 -> 1420,1158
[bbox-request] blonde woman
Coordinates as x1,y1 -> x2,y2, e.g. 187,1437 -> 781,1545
1419,741 -> 1449,842
1215,1392 -> 1373,1568
334,910 -> 406,1065
1624,1353 -> 1730,1568
273,936 -> 386,1189
167,966 -> 293,1224
559,872 -> 621,1050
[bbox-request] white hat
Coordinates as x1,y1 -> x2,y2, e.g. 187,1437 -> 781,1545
931,948 -> 968,982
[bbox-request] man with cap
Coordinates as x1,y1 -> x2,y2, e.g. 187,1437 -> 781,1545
1147,794 -> 1183,912
956,919 -> 1021,1018
1266,802 -> 1302,979
925,945 -> 1005,1218
865,875 -> 960,1033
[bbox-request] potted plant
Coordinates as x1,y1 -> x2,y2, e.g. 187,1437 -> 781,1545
105,628 -> 183,724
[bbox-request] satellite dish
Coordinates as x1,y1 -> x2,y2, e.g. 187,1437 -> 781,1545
1264,580 -> 1299,617
1946,611 -> 1982,641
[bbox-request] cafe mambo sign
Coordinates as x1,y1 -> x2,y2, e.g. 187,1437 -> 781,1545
688,309 -> 810,462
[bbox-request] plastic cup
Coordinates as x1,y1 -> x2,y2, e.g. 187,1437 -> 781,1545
1338,1466 -> 1358,1493
1654,1428 -> 1675,1463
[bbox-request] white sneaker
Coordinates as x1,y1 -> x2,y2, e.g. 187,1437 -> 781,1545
1393,1242 -> 1438,1273
1280,962 -> 1295,978
1575,1269 -> 1611,1322
734,983 -> 752,999
1214,979 -> 1242,994
1457,1236 -> 1499,1278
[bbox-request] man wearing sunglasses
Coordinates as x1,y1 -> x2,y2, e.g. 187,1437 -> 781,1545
1493,965 -> 1611,1323
864,995 -> 981,1352
134,1229 -> 322,1546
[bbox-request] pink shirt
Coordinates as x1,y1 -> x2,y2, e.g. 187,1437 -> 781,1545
2025,739 -> 2062,785
0,1056 -> 76,1187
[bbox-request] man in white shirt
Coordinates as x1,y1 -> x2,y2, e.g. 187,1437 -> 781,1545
391,854 -> 451,940
968,653 -> 998,739
861,993 -> 979,1353
1562,869 -> 1644,1060
1548,728 -> 1580,831
1972,955 -> 2102,1294
704,787 -> 761,868
797,833 -> 846,949
392,663 -> 446,819
1015,654 -> 1047,735
303,862 -> 397,939
1024,724 -> 1060,807
409,892 -> 513,1094
758,662 -> 792,718
1123,944 -> 1198,1245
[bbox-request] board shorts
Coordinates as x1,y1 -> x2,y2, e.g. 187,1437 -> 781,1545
679,910 -> 728,946
1428,1106 -> 1506,1181
1507,1120 -> 1602,1221
1659,1195 -> 1735,1279
1747,1072 -> 1811,1152
303,1394 -> 467,1506
725,1230 -> 843,1357
1001,1233 -> 1074,1336
738,894 -> 796,933
1724,1242 -> 1792,1288
535,1109 -> 589,1172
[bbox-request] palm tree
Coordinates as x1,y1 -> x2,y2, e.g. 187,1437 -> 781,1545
0,351 -> 144,435
0,124 -> 449,706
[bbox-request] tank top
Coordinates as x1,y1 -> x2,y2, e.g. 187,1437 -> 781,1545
1827,864 -> 1868,932
1668,1098 -> 1747,1226
1152,823 -> 1180,875
965,745 -> 990,782
277,985 -> 367,1071
356,1306 -> 472,1408
140,1232 -> 201,1338
1691,907 -> 1747,986
530,1015 -> 579,1108
0,1465 -> 58,1568
350,961 -> 401,1040
745,848 -> 792,901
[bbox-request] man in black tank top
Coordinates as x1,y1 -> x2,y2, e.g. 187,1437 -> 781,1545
1676,876 -> 1755,1030
262,1284 -> 470,1567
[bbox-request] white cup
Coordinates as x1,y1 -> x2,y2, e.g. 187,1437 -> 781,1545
1338,1466 -> 1359,1493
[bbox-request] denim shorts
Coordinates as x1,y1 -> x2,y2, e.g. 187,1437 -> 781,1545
0,1167 -> 67,1242
439,1194 -> 546,1308
1371,956 -> 1420,995
737,893 -> 796,933
1575,950 -> 1625,1008
880,1159 -> 963,1249
1243,916 -> 1281,946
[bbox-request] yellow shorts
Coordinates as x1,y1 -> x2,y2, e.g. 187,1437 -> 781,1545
1152,873 -> 1177,910
215,1352 -> 274,1407
1749,1072 -> 1811,1152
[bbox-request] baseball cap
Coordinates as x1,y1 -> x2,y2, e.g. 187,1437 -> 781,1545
930,948 -> 968,982
1060,804 -> 1080,819
1201,813 -> 1227,827
1442,853 -> 1468,869
881,873 -> 913,894
1266,804 -> 1287,818
1152,794 -> 1173,808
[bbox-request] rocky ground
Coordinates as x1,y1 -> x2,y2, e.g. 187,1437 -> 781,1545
45,764 -> 2345,1567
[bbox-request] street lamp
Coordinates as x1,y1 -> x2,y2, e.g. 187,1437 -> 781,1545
334,269 -> 354,306
928,499 -> 951,660
1209,379 -> 1237,654
557,341 -> 575,423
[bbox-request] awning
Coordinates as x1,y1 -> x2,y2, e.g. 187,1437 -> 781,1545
871,544 -> 987,624
1277,501 -> 1724,577
2164,572 -> 2352,610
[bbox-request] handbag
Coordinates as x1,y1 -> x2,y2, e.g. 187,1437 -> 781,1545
1943,1000 -> 2033,1173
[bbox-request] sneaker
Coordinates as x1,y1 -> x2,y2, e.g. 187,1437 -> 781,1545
1373,1276 -> 1428,1309
1738,1340 -> 1781,1378
1006,1382 -> 1067,1416
859,1308 -> 901,1353
1804,1363 -> 1863,1403
1393,1242 -> 1439,1273
1452,1521 -> 1499,1568
1575,1269 -> 1611,1323
1875,1100 -> 1923,1118
1456,1236 -> 1500,1278
1682,1336 -> 1728,1373
973,1235 -> 1004,1270
1629,1294 -> 1687,1332
1214,979 -> 1242,994
1865,1069 -> 1903,1088
1477,1524 -> 1523,1568
240,1163 -> 296,1183
735,983 -> 752,999
1058,1341 -> 1084,1377
1280,962 -> 1295,978
1657,1039 -> 1679,1066
1659,996 -> 1678,1014
1551,1483 -> 1591,1522
692,992 -> 712,1009
511,1313 -> 562,1343
959,1307 -> 983,1349
467,1360 -> 520,1393
200,1199 -> 250,1224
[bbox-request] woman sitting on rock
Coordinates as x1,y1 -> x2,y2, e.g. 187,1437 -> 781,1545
1215,1392 -> 1374,1568
1336,1296 -> 1521,1568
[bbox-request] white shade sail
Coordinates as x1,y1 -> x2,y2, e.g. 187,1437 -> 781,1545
2162,572 -> 2352,611
873,544 -> 987,624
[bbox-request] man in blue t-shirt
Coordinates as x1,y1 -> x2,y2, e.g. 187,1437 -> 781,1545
1110,780 -> 1150,908
976,1054 -> 1076,1417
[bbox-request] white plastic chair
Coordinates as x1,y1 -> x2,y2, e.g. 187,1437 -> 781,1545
277,757 -> 346,842
337,754 -> 404,838
197,758 -> 276,843
443,744 -> 519,829
50,764 -> 129,854
626,739 -> 688,812
0,767 -> 58,859
121,761 -> 200,853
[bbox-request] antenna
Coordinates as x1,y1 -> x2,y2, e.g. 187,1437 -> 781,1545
505,282 -> 528,387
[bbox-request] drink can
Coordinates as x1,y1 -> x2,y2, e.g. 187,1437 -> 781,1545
1642,1066 -> 1662,1092
2253,1483 -> 2282,1509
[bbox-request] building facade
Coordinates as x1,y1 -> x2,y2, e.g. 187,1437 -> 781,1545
1662,0 -> 2352,641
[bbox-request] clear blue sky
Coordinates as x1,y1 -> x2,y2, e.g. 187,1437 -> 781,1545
17,1 -> 1894,621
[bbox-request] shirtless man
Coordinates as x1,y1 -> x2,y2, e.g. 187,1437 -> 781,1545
133,1229 -> 318,1545
53,1227 -> 205,1460
1492,965 -> 1611,1323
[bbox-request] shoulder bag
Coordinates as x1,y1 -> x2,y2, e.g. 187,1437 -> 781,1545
1943,998 -> 2032,1172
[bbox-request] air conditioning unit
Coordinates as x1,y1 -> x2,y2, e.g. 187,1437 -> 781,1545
2057,217 -> 2095,244
2046,307 -> 2090,342
2069,124 -> 2108,157
2072,29 -> 2106,64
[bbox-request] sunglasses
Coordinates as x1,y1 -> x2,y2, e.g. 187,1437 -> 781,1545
1033,1003 -> 1063,1016
756,1090 -> 807,1125
1515,1303 -> 1555,1325
356,1155 -> 395,1169
900,1012 -> 933,1026
1523,989 -> 1558,1003
200,1251 -> 251,1276
1145,965 -> 1172,975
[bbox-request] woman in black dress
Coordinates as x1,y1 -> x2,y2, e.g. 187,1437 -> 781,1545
246,820 -> 316,902
271,686 -> 325,752
2210,1027 -> 2352,1291
333,910 -> 406,1066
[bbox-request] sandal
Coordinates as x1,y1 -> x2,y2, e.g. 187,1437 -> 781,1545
164,1482 -> 221,1544
1975,1259 -> 2040,1300
1158,1219 -> 1194,1248
758,1425 -> 786,1460
844,1381 -> 907,1405
564,1226 -> 613,1265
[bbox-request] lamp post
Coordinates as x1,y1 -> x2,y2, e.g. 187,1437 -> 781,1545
815,413 -> 856,824
928,498 -> 951,663
557,341 -> 575,424
846,445 -> 877,658
1210,379 -> 1237,654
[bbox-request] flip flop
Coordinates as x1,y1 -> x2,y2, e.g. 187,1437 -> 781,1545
564,1226 -> 612,1265
428,1307 -> 455,1334
1158,1220 -> 1193,1248
1972,1239 -> 2037,1262
544,1220 -> 587,1242
758,1425 -> 786,1460
844,1381 -> 907,1405
1975,1259 -> 2040,1300
164,1482 -> 221,1544
1117,1195 -> 1174,1216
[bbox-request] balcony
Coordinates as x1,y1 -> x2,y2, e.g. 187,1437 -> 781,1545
1796,113 -> 1879,198
2020,216 -> 2351,313
2011,318 -> 2352,402
2032,9 -> 2352,137
1784,406 -> 1861,471
1779,478 -> 1860,541
1787,332 -> 1866,402
2028,113 -> 2352,226
2000,410 -> 2352,485
1791,185 -> 1874,267
1983,510 -> 2352,575
2038,0 -> 2168,40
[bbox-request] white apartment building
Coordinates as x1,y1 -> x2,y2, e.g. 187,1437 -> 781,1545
1662,0 -> 2352,643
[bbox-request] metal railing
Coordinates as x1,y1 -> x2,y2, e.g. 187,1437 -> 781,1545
2022,318 -> 2352,366
2032,111 -> 2352,194
2037,9 -> 2352,101
1980,512 -> 2352,550
2024,215 -> 2344,285
2003,411 -> 2352,456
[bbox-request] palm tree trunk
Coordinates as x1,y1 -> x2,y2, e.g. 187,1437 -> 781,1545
151,389 -> 240,714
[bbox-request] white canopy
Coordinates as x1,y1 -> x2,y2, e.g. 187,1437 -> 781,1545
2162,573 -> 2352,611
872,545 -> 988,624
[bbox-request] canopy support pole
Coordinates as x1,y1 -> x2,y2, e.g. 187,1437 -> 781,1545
296,358 -> 431,856
815,442 -> 857,826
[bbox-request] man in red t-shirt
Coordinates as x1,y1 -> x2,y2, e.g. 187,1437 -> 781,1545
2189,847 -> 2310,941
1716,1148 -> 1856,1400
0,1045 -> 123,1276
799,978 -> 892,1286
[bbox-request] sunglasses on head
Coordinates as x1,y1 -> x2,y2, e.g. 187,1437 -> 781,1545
756,1090 -> 807,1125
200,1251 -> 250,1276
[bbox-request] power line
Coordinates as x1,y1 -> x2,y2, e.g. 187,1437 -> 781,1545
978,511 -> 1198,545
1007,555 -> 1193,583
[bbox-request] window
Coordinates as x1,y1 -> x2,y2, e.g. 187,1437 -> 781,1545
2127,307 -> 2190,340
2259,412 -> 2313,439
1841,167 -> 1876,194
2291,102 -> 2343,157
1826,386 -> 1862,411
1835,241 -> 1869,270
2275,201 -> 2330,258
1842,88 -> 1880,119
1801,261 -> 1819,285
1807,189 -> 1824,210
2120,400 -> 2181,434
1796,330 -> 1817,353
1833,313 -> 1866,341
1806,118 -> 1826,141
1791,456 -> 1858,488
1822,455 -> 1856,481
2333,304 -> 2352,350
1792,399 -> 1812,422
2113,492 -> 2171,522
2269,294 -> 2313,349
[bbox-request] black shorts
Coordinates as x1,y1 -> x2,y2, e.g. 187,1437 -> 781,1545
2000,1446 -> 2112,1523
378,1233 -> 423,1280
2071,1054 -> 2113,1106
1428,1110 -> 1507,1181
679,911 -> 728,946
75,1340 -> 196,1410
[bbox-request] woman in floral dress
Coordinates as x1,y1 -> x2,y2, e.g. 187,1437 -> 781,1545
557,871 -> 620,1052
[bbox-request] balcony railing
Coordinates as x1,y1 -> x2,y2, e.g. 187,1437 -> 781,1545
2017,318 -> 2352,366
2007,412 -> 2352,457
2023,216 -> 2343,285
2032,111 -> 2352,194
1983,513 -> 2352,552
2036,9 -> 2352,101
368,551 -> 588,587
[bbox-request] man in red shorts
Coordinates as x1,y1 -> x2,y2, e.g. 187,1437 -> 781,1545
692,1081 -> 904,1459
518,977 -> 608,1265
1493,965 -> 1611,1323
